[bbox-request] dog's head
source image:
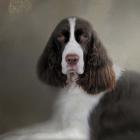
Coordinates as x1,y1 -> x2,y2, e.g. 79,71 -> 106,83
37,17 -> 116,93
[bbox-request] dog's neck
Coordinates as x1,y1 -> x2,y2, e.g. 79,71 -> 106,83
51,64 -> 122,139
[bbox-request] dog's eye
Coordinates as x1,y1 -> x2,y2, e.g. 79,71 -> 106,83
57,34 -> 65,43
57,30 -> 69,44
75,29 -> 89,43
77,34 -> 89,44
79,34 -> 89,43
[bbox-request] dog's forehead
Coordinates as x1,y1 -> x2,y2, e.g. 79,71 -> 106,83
66,17 -> 92,30
55,18 -> 70,32
75,18 -> 92,31
55,17 -> 92,32
56,17 -> 76,31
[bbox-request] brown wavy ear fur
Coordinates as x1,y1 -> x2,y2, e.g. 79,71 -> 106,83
78,30 -> 116,94
37,34 -> 67,87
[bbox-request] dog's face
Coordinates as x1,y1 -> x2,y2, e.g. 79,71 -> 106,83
37,17 -> 116,93
52,17 -> 92,75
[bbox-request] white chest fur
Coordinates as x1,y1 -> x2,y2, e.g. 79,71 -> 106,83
53,83 -> 106,139
0,84 -> 106,140
0,65 -> 121,140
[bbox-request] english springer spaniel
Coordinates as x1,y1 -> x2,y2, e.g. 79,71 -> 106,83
1,17 -> 140,140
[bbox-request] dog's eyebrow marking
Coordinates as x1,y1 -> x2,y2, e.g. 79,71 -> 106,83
68,17 -> 76,42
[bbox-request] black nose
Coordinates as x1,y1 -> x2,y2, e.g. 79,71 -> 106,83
66,54 -> 79,65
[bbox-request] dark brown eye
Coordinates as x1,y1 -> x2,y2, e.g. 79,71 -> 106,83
79,34 -> 89,43
57,34 -> 65,43
75,28 -> 89,43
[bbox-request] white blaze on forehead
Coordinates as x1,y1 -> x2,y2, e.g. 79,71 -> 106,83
68,17 -> 76,41
61,17 -> 84,75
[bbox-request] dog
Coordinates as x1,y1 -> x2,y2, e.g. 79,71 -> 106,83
1,17 -> 140,140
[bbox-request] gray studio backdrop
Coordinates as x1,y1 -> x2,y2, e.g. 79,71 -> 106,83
0,0 -> 140,134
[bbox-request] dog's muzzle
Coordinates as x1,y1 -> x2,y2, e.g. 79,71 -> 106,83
61,41 -> 84,75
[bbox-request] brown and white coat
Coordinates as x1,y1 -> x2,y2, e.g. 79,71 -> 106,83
1,17 -> 140,140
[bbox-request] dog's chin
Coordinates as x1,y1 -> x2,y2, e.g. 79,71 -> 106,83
67,65 -> 84,75
66,70 -> 79,84
62,67 -> 84,84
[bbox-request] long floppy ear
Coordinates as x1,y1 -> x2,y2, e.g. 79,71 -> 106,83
37,34 -> 66,87
78,30 -> 116,94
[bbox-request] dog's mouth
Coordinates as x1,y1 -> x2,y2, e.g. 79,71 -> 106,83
67,64 -> 77,72
66,71 -> 79,84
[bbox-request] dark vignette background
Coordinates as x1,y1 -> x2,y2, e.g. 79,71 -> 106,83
0,0 -> 140,134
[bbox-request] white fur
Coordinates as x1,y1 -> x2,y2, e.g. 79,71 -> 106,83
0,65 -> 122,140
61,17 -> 84,74
0,86 -> 106,140
113,64 -> 123,80
54,84 -> 106,139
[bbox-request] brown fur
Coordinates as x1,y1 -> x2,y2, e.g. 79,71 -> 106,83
37,17 -> 116,94
77,29 -> 116,94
